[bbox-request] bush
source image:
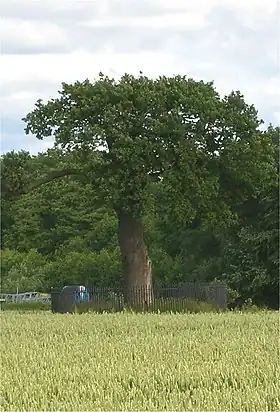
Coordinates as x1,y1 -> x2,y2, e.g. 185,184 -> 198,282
1,301 -> 51,311
1,249 -> 48,293
45,248 -> 122,288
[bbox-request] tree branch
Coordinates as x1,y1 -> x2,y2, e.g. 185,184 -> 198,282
3,168 -> 81,200
26,168 -> 81,193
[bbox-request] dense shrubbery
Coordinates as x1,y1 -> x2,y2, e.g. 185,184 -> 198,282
1,152 -> 278,308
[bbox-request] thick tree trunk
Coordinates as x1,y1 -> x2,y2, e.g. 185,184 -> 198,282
117,209 -> 153,308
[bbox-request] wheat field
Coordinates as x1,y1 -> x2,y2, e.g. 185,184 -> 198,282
1,311 -> 279,411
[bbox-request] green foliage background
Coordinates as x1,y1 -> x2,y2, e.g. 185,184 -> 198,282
1,75 -> 279,308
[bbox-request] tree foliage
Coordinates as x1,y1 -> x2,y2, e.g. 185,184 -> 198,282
1,74 -> 278,307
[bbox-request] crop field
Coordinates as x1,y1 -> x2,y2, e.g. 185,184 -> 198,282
1,311 -> 279,411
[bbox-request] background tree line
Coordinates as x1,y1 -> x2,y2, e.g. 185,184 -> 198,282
1,74 -> 279,308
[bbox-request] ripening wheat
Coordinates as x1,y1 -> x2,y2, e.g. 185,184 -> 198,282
1,311 -> 279,411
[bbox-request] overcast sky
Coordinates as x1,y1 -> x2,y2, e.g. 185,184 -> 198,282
0,0 -> 279,154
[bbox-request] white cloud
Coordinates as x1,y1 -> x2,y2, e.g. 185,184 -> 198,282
0,18 -> 67,51
0,133 -> 54,155
81,12 -> 207,30
0,51 -> 178,116
0,0 -> 279,154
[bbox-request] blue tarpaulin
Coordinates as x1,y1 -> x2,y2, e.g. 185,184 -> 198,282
73,286 -> 90,302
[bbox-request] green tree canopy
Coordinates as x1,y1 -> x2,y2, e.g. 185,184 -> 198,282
2,74 -> 276,304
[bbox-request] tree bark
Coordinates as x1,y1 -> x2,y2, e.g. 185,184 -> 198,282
117,209 -> 153,308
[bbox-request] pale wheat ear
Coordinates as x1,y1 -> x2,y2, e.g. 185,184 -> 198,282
2,310 -> 277,411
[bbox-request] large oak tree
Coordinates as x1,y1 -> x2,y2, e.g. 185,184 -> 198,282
2,74 -> 275,301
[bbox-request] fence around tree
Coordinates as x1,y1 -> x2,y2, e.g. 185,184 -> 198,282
51,282 -> 227,313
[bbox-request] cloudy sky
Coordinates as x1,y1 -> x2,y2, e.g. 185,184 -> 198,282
1,0 -> 279,154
